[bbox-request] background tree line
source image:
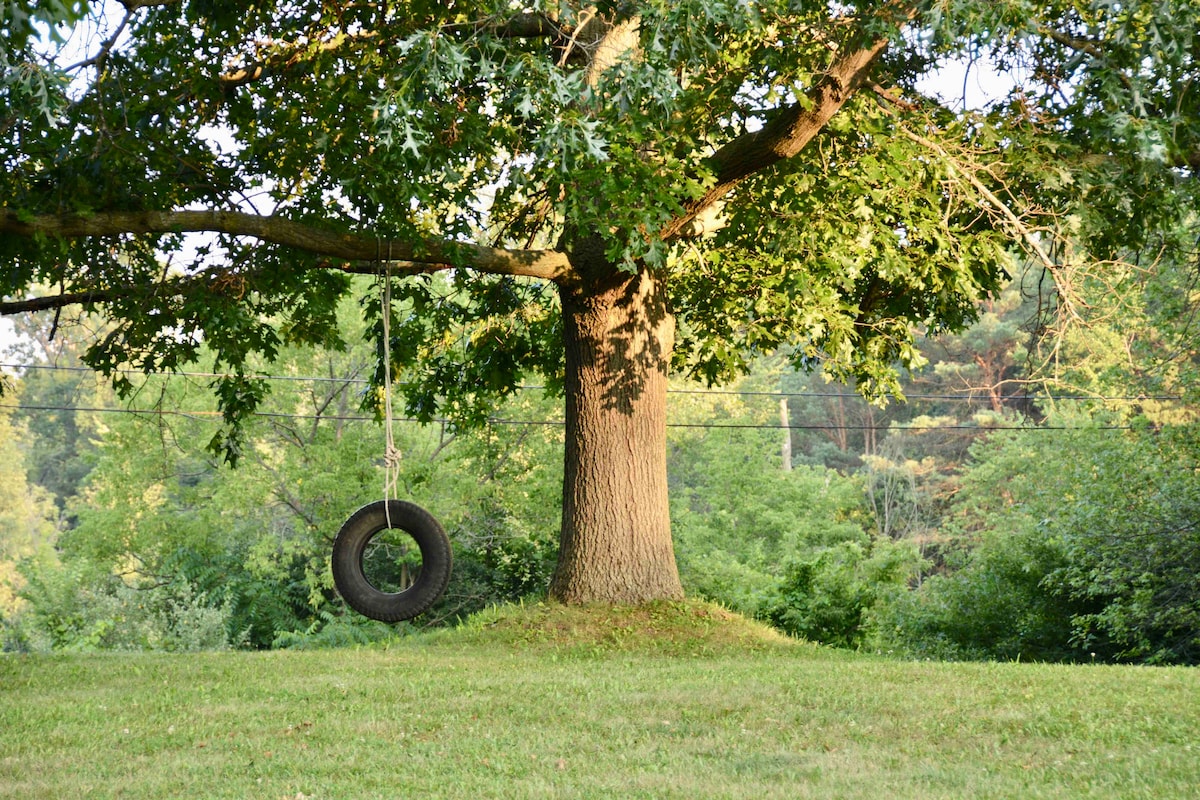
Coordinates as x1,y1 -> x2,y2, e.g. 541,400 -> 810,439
2,253 -> 1196,663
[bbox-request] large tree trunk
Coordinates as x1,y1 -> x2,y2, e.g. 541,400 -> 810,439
550,268 -> 684,603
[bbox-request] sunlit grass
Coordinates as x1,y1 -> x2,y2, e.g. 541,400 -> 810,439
3,602 -> 1198,799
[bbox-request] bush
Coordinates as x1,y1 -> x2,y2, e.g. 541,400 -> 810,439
873,423 -> 1200,665
869,527 -> 1087,662
668,421 -> 919,647
272,609 -> 402,649
767,538 -> 922,648
14,560 -> 243,652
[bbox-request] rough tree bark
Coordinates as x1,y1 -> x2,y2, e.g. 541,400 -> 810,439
551,266 -> 684,603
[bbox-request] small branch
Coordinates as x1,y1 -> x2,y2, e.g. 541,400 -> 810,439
1040,27 -> 1106,61
892,119 -> 1058,274
556,6 -> 598,68
869,90 -> 1092,327
222,12 -> 562,91
63,9 -> 134,73
1038,26 -> 1134,92
868,80 -> 920,112
220,31 -> 378,90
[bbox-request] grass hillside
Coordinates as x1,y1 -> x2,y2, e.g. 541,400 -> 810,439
3,602 -> 1198,799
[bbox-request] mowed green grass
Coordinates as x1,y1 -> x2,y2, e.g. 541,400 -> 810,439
2,602 -> 1197,799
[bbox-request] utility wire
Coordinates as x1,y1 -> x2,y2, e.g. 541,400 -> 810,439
1,362 -> 360,385
0,402 -> 1143,432
0,362 -> 1187,404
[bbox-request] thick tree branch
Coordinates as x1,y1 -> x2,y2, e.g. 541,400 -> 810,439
1,291 -> 115,315
220,31 -> 379,90
1,259 -> 419,316
1,209 -> 574,284
660,5 -> 918,241
448,12 -> 562,40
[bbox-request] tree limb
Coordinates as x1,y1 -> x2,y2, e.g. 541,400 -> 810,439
219,31 -> 379,90
1,291 -> 115,315
221,12 -> 562,91
448,12 -> 562,40
0,209 -> 574,283
1038,25 -> 1134,91
660,4 -> 919,241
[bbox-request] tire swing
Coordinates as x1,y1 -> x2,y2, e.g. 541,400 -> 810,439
331,255 -> 452,622
332,500 -> 452,622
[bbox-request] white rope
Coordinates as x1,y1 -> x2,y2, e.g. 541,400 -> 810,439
379,241 -> 401,527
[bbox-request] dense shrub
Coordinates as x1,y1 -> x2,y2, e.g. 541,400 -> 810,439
670,422 -> 920,647
871,422 -> 1200,665
766,538 -> 921,648
11,562 -> 241,652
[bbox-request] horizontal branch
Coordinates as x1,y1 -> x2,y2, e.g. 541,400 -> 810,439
1,291 -> 117,315
0,258 -> 448,317
220,31 -> 378,90
1,209 -> 574,282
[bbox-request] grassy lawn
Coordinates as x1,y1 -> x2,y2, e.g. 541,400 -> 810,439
2,602 -> 1198,799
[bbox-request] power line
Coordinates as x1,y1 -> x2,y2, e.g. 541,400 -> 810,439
0,362 -> 1187,404
1,362 -> 366,386
0,402 -> 1142,432
668,387 -> 1184,403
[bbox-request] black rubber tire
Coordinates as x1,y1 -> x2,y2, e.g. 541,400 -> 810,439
331,500 -> 452,622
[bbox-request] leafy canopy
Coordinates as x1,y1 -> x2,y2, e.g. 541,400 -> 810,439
2,1 -> 1198,458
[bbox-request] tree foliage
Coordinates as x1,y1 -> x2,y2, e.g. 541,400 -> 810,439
0,399 -> 58,625
3,0 -> 1199,605
6,0 -> 1196,433
874,418 -> 1200,665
